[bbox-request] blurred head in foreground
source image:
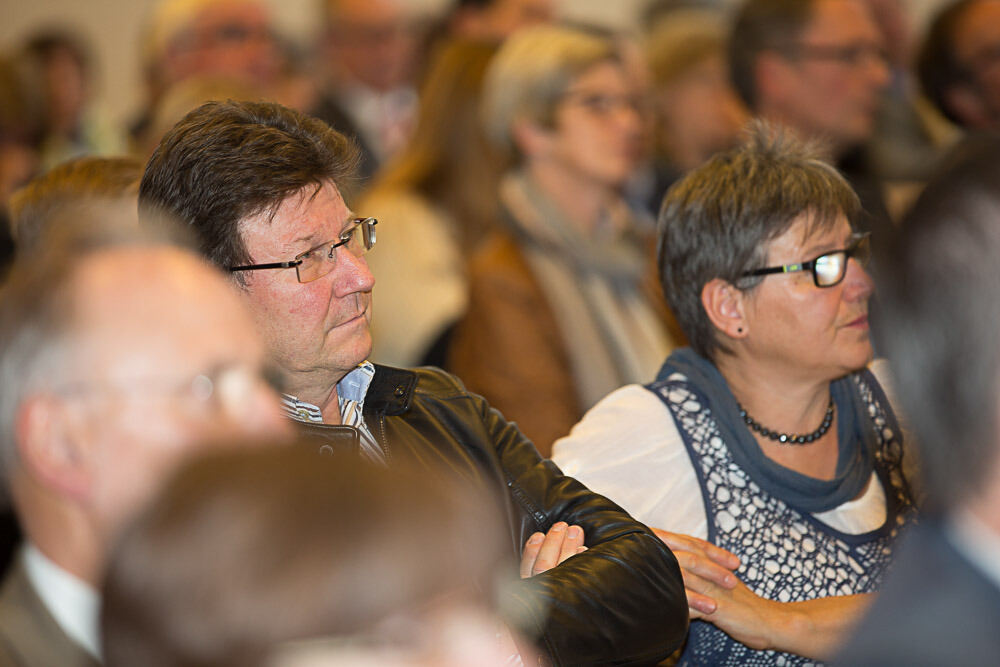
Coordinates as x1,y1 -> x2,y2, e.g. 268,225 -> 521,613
0,202 -> 289,590
101,444 -> 522,667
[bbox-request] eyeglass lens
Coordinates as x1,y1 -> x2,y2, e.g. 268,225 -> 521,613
814,236 -> 869,287
296,218 -> 376,283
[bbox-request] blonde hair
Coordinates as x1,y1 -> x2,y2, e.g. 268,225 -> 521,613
645,10 -> 727,87
481,24 -> 617,159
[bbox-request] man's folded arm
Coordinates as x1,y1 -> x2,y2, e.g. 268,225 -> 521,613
485,402 -> 689,665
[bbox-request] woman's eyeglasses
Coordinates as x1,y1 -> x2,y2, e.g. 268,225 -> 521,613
741,232 -> 871,288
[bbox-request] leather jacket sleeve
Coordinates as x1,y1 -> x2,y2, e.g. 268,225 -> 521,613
484,392 -> 689,665
369,366 -> 689,666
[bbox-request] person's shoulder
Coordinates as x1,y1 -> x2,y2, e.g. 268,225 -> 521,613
410,365 -> 468,397
835,521 -> 1000,665
553,384 -> 678,468
0,559 -> 90,667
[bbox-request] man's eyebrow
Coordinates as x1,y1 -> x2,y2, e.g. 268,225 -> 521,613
291,233 -> 320,247
289,213 -> 356,247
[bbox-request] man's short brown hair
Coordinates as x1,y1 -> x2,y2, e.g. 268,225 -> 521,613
139,100 -> 359,274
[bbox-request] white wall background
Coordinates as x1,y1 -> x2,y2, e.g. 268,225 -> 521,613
0,0 -> 951,130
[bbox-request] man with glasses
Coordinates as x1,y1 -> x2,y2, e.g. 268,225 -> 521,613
138,99 -> 688,666
729,0 -> 892,248
918,0 -> 1000,133
0,204 -> 290,665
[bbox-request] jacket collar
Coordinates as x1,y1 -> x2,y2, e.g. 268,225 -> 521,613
365,364 -> 417,416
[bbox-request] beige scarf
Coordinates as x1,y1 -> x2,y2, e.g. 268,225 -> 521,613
500,171 -> 675,411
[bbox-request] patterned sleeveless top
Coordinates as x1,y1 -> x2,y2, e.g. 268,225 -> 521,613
647,368 -> 916,666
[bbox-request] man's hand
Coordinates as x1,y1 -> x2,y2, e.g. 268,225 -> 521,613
653,528 -> 740,615
520,522 -> 586,578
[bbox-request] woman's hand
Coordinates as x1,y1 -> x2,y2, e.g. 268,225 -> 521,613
654,527 -> 873,659
653,528 -> 740,614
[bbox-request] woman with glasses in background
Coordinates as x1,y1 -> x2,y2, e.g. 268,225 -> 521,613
553,122 -> 918,666
448,24 -> 681,458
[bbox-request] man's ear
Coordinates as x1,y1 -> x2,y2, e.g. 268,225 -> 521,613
701,278 -> 748,340
511,117 -> 551,160
15,395 -> 92,501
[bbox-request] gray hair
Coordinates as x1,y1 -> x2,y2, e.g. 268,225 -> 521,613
0,200 -> 194,477
657,120 -> 860,360
481,24 -> 618,160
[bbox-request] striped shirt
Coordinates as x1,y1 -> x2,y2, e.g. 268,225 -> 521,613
281,361 -> 384,464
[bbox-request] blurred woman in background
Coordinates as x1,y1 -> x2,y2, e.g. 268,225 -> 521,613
448,25 -> 680,456
362,38 -> 503,368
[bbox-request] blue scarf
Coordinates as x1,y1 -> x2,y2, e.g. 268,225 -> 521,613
657,348 -> 876,513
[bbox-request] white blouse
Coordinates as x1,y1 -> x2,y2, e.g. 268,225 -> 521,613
552,359 -> 913,539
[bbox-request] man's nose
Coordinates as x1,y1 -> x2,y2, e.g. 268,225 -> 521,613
332,247 -> 376,297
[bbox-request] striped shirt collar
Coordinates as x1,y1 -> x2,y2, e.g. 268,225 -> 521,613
282,361 -> 384,463
281,361 -> 376,424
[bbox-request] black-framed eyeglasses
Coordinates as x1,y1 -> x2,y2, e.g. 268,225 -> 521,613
741,232 -> 871,288
789,42 -> 888,68
230,217 -> 377,284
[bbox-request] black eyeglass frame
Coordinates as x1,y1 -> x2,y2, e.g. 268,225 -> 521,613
229,217 -> 377,283
741,232 -> 871,288
787,42 -> 889,68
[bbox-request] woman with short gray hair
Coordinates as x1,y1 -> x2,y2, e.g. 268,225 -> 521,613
554,122 -> 917,665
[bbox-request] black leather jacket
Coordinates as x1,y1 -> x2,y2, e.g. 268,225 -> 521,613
302,365 -> 688,666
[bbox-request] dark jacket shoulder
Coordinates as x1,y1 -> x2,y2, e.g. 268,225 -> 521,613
364,364 -> 689,666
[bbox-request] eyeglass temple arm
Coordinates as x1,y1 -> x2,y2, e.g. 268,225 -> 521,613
744,261 -> 810,277
229,260 -> 303,272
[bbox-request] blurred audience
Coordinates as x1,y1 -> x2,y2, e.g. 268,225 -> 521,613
837,134 -> 1000,665
362,39 -> 502,368
131,0 -> 282,148
101,444 -> 526,667
448,0 -> 555,42
0,53 -> 45,208
22,29 -> 126,169
0,52 -> 46,273
862,0 -> 941,187
138,75 -> 260,157
918,0 -> 1000,133
448,25 -> 681,456
8,155 -> 142,249
641,6 -> 748,213
730,0 -> 893,245
0,207 -> 289,664
312,0 -> 424,184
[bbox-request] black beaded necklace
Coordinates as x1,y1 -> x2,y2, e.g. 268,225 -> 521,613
739,397 -> 835,445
